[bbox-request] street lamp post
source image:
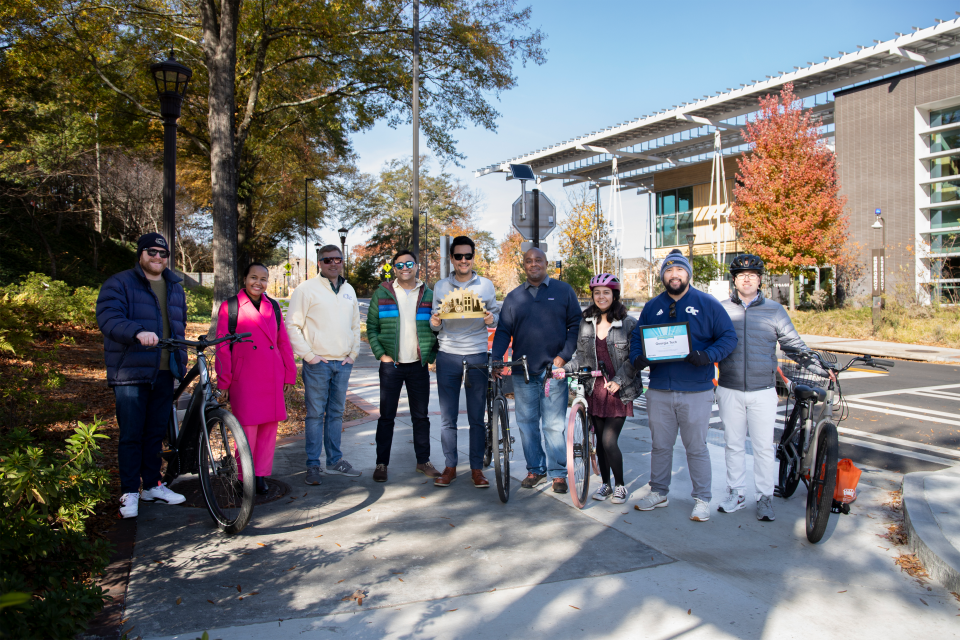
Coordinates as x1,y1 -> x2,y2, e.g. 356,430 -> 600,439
871,209 -> 886,330
338,227 -> 348,277
150,51 -> 192,271
314,242 -> 321,276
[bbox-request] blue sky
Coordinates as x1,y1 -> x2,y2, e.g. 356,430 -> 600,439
311,1 -> 959,263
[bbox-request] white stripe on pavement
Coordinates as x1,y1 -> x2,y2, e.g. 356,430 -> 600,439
837,426 -> 960,459
844,398 -> 960,420
844,402 -> 960,427
838,436 -> 959,467
846,383 -> 960,400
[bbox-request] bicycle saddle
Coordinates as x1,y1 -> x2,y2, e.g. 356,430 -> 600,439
793,384 -> 826,402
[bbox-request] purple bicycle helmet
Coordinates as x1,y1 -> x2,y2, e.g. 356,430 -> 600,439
589,273 -> 621,291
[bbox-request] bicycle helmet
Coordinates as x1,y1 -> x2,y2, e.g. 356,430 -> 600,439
589,273 -> 621,290
729,254 -> 765,276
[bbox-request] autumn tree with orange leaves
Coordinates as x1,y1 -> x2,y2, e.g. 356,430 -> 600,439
732,83 -> 848,310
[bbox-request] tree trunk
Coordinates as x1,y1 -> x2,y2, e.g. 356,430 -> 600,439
200,0 -> 242,335
788,273 -> 796,311
237,192 -> 253,268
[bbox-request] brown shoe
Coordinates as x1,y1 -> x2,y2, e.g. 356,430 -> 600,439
471,469 -> 490,488
373,464 -> 388,483
521,473 -> 547,489
435,467 -> 457,487
416,462 -> 441,479
552,478 -> 568,494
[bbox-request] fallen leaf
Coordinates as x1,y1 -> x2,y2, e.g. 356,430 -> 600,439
336,543 -> 341,547
920,598 -> 928,606
421,496 -> 426,498
247,592 -> 259,596
449,523 -> 455,528
342,589 -> 366,606
688,589 -> 697,592
624,520 -> 631,524
337,579 -> 345,583
237,585 -> 242,593
837,590 -> 847,593
121,618 -> 130,624
392,572 -> 404,575
398,578 -> 404,582
687,609 -> 692,615
367,509 -> 371,512
257,543 -> 266,547
448,608 -> 458,612
621,512 -> 627,515
121,627 -> 135,637
634,505 -> 641,511
286,566 -> 297,571
315,535 -> 323,538
176,597 -> 182,605
207,600 -> 216,605
569,605 -> 580,610
303,493 -> 307,497
464,546 -> 471,549
155,560 -> 163,564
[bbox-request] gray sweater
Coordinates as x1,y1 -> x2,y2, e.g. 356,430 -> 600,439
718,290 -> 808,392
431,272 -> 500,355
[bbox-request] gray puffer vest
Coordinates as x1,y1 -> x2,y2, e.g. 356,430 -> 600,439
564,314 -> 642,404
718,290 -> 807,392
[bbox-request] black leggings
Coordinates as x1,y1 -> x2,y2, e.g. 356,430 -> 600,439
592,415 -> 626,487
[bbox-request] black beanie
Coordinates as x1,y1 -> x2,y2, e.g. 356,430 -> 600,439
137,232 -> 169,254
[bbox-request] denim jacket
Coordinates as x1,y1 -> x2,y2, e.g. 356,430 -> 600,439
563,314 -> 642,404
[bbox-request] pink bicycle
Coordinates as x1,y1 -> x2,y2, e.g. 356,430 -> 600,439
550,367 -> 604,508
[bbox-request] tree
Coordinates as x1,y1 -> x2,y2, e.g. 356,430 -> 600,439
731,83 -> 848,310
557,187 -> 616,295
488,229 -> 524,296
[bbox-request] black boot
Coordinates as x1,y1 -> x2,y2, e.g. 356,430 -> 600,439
255,476 -> 269,495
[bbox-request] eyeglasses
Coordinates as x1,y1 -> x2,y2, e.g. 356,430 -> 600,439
735,272 -> 760,280
453,253 -> 474,261
395,260 -> 417,270
145,249 -> 170,258
669,302 -> 676,318
321,257 -> 343,264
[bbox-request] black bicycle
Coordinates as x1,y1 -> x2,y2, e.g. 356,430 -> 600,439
463,354 -> 530,503
775,349 -> 893,543
155,332 -> 256,534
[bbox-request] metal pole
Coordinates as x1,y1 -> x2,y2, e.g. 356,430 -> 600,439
423,207 -> 428,283
304,178 -> 309,279
532,188 -> 540,249
411,0 -> 420,253
162,113 -> 177,270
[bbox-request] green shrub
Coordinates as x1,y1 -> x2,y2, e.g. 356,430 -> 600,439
185,285 -> 214,322
0,420 -> 112,639
0,273 -> 98,330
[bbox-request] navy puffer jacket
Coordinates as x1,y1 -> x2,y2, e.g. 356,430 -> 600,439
96,264 -> 187,386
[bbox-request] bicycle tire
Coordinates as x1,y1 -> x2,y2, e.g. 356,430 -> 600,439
492,397 -> 511,503
198,408 -> 255,534
566,403 -> 590,509
589,427 -> 599,477
483,415 -> 493,469
776,411 -> 802,499
806,422 -> 839,543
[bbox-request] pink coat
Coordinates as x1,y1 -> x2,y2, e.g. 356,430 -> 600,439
215,290 -> 297,426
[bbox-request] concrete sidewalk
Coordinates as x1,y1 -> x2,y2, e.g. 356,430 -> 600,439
121,342 -> 959,639
800,334 -> 960,364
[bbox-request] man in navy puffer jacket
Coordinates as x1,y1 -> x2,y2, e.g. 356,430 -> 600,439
97,232 -> 188,518
629,249 -> 737,522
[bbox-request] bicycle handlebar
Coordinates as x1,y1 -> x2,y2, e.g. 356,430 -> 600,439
462,354 -> 530,385
154,332 -> 252,351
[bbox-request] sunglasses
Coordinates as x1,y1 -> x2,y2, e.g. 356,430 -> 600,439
669,302 -> 676,319
395,260 -> 417,270
145,249 -> 170,258
453,253 -> 474,261
321,257 -> 343,264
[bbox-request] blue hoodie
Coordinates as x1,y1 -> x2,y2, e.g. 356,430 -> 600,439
630,286 -> 737,392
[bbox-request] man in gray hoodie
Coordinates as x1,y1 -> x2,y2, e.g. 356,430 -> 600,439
430,236 -> 500,489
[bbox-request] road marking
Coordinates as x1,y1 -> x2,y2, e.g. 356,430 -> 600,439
837,426 -> 960,459
846,383 -> 960,400
844,399 -> 960,421
907,390 -> 960,401
838,436 -> 959,467
843,402 -> 960,427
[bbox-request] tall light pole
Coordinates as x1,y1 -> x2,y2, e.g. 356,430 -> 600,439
338,227 -> 349,278
304,177 -> 317,279
411,0 -> 420,253
314,242 -> 321,276
150,51 -> 192,271
871,208 -> 886,330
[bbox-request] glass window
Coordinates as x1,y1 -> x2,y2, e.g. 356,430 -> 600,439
931,232 -> 959,254
931,106 -> 960,128
931,180 -> 960,204
661,214 -> 677,247
930,155 -> 960,179
678,187 -> 693,212
930,208 -> 960,229
655,186 -> 695,247
931,131 -> 960,153
678,211 -> 694,241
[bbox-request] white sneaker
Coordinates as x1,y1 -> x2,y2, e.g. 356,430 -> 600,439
119,492 -> 139,518
141,482 -> 186,505
717,487 -> 746,513
593,483 -> 612,501
635,491 -> 669,511
690,498 -> 711,522
611,485 -> 629,505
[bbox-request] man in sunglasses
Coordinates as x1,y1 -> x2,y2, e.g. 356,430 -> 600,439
629,248 -> 737,522
429,236 -> 499,488
286,244 -> 362,485
366,249 -> 441,483
96,232 -> 188,518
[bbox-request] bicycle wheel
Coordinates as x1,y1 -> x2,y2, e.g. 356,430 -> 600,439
492,397 -> 511,503
805,422 -> 838,543
198,408 -> 255,534
566,403 -> 590,508
589,427 -> 599,477
776,412 -> 802,499
483,410 -> 494,469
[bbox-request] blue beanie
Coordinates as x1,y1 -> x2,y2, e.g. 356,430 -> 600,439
660,249 -> 692,280
137,232 -> 169,254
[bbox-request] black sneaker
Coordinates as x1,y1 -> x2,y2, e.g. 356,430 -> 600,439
521,473 -> 547,489
552,478 -> 568,494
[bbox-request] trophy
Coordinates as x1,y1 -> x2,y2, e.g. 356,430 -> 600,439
437,288 -> 487,319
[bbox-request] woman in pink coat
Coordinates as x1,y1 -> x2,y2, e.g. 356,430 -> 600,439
215,263 -> 297,494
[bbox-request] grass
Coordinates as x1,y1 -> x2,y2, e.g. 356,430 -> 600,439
788,304 -> 960,349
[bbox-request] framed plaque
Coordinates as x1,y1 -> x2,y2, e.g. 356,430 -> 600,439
641,322 -> 692,362
437,288 -> 487,319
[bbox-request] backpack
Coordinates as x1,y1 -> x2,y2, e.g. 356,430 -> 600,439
227,294 -> 282,351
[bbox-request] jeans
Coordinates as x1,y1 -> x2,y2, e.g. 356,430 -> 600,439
114,371 -> 174,494
302,359 -> 353,468
512,370 -> 567,478
646,388 -> 715,501
436,351 -> 488,469
716,385 -> 778,500
375,361 -> 432,466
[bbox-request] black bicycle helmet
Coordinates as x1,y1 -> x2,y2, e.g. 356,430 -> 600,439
729,253 -> 765,276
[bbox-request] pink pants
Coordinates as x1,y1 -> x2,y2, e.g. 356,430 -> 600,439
235,421 -> 278,479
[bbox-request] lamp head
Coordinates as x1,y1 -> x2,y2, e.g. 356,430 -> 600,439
150,51 -> 192,119
338,227 -> 348,243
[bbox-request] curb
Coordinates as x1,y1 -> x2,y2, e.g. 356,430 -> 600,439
800,336 -> 960,364
901,470 -> 960,592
